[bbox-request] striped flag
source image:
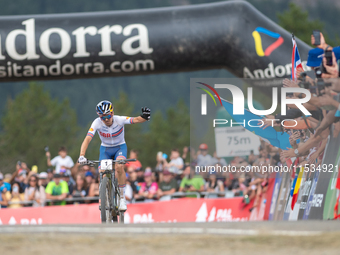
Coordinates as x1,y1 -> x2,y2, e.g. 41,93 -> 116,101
285,157 -> 296,169
291,166 -> 304,210
291,36 -> 304,81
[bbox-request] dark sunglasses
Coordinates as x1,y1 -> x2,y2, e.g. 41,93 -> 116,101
101,114 -> 112,120
30,179 -> 37,182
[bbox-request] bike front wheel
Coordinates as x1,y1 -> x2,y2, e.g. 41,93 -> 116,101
100,177 -> 113,223
119,211 -> 124,224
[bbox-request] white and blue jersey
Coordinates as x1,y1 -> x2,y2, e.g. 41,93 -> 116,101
87,115 -> 135,160
87,115 -> 134,147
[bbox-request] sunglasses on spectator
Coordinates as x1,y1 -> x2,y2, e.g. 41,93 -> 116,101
30,179 -> 37,182
101,114 -> 112,120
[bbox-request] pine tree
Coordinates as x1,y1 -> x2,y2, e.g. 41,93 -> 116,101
0,82 -> 79,173
277,3 -> 324,46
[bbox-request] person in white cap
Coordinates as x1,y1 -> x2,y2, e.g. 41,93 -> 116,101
38,172 -> 49,188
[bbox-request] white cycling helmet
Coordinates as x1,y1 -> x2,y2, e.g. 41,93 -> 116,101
96,100 -> 113,115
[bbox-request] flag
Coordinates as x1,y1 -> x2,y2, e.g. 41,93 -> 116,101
221,98 -> 292,150
285,157 -> 296,169
291,166 -> 304,210
291,36 -> 304,81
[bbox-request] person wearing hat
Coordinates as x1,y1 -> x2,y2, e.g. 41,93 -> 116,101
38,172 -> 49,188
45,173 -> 69,205
157,170 -> 177,199
85,171 -> 94,186
78,101 -> 151,211
197,143 -> 213,167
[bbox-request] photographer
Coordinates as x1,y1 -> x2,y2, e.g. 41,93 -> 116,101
46,146 -> 74,174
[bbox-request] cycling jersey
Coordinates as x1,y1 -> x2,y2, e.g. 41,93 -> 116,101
87,115 -> 135,147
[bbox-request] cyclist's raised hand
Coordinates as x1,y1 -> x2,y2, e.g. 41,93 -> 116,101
140,107 -> 151,121
78,155 -> 87,165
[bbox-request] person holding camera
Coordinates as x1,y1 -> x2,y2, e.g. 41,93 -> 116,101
321,51 -> 340,80
155,151 -> 166,172
46,146 -> 74,174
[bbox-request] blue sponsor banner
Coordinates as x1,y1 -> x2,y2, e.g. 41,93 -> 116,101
303,170 -> 320,220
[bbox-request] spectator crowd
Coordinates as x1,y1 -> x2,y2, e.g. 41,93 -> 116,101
1,31 -> 340,212
0,141 -> 283,212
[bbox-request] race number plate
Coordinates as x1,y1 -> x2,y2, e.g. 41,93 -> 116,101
101,159 -> 113,170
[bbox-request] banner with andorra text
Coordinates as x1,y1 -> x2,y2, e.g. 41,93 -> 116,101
0,1 -> 310,82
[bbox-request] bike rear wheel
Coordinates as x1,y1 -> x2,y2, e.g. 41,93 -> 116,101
100,177 -> 113,223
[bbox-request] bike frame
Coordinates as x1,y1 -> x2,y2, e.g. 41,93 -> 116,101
86,158 -> 136,223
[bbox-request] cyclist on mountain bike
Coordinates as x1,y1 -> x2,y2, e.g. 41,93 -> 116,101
78,100 -> 150,211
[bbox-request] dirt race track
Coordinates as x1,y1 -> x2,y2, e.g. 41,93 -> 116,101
1,221 -> 340,255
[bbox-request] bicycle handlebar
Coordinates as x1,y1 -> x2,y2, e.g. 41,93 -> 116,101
85,158 -> 136,166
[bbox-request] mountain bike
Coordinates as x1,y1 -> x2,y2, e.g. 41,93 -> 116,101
86,158 -> 136,224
